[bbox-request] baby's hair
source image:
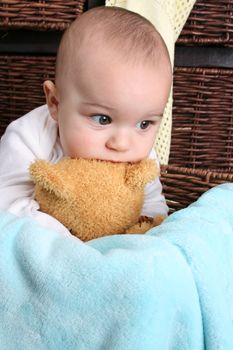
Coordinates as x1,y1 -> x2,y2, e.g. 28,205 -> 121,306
55,6 -> 171,86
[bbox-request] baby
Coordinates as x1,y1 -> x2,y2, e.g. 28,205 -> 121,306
0,6 -> 172,236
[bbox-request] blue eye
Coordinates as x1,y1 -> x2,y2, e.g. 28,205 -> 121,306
136,120 -> 152,130
91,115 -> 112,125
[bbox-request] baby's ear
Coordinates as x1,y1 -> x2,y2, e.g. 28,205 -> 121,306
29,160 -> 72,200
43,80 -> 59,121
125,160 -> 159,190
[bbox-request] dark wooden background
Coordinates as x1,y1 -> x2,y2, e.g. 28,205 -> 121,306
0,0 -> 232,68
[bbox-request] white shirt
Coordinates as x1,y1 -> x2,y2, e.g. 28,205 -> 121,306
0,105 -> 168,235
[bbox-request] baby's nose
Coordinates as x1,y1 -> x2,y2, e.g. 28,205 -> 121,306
106,131 -> 130,152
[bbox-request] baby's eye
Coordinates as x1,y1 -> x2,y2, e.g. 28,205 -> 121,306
136,120 -> 152,130
91,115 -> 112,125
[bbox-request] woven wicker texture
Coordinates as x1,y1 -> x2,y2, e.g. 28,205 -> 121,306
0,55 -> 55,135
170,67 -> 233,172
0,0 -> 85,30
178,0 -> 233,46
161,165 -> 233,212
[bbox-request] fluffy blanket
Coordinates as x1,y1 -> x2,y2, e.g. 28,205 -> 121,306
0,184 -> 233,349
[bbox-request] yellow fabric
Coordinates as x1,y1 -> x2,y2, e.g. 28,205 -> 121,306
105,0 -> 196,164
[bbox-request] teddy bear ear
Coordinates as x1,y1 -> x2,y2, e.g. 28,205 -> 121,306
125,159 -> 159,190
29,160 -> 70,200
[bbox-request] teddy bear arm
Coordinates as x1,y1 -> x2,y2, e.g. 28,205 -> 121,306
125,214 -> 165,234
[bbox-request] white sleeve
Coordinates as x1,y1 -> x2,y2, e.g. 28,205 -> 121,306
140,149 -> 168,218
0,106 -> 70,237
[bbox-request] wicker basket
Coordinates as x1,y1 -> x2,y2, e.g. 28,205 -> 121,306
161,165 -> 233,212
0,55 -> 55,135
0,1 -> 86,30
177,0 -> 233,46
162,65 -> 233,210
170,67 -> 233,172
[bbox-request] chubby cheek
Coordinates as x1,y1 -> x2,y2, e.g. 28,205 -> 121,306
138,133 -> 156,158
60,128 -> 102,159
136,144 -> 153,160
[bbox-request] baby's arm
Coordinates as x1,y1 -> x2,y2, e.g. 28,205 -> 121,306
140,149 -> 168,219
0,107 -> 70,236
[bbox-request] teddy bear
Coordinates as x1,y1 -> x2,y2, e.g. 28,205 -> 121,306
30,158 -> 165,241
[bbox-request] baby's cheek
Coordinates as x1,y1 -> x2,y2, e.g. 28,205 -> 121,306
59,131 -> 81,157
84,137 -> 105,158
69,132 -> 100,158
137,140 -> 154,159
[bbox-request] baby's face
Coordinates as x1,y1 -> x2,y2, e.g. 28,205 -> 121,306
53,54 -> 171,163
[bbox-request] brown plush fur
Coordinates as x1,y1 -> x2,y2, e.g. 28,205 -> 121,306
30,158 -> 163,241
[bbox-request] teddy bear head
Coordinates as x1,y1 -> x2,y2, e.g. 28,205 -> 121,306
30,158 -> 158,241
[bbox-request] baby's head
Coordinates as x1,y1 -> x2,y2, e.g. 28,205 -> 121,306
44,6 -> 172,163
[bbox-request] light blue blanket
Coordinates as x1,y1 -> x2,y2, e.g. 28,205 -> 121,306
0,184 -> 233,350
